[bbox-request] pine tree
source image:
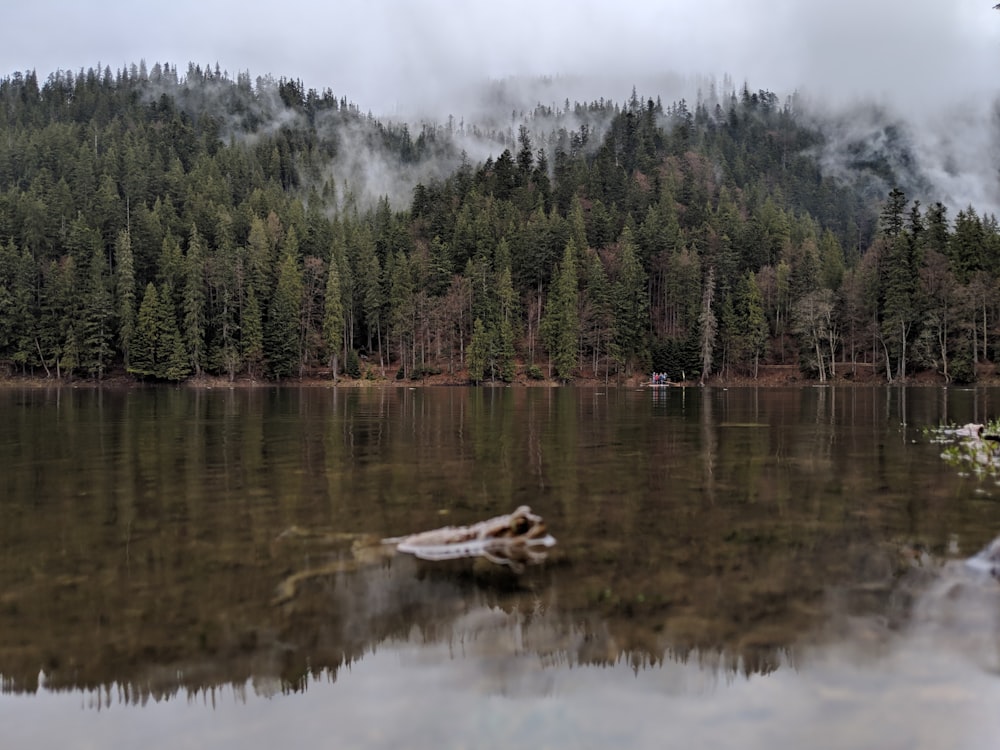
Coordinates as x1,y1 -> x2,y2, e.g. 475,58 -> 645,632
467,317 -> 488,383
39,256 -> 76,377
156,282 -> 190,381
183,226 -> 207,375
542,240 -> 580,381
612,226 -> 649,375
880,187 -> 907,239
0,241 -> 36,372
115,230 -> 137,369
266,230 -> 304,378
388,250 -> 414,377
737,271 -> 768,378
129,282 -> 159,377
323,250 -> 345,379
80,233 -> 114,378
0,241 -> 17,360
241,285 -> 264,378
496,262 -> 517,381
698,266 -> 717,384
818,229 -> 845,290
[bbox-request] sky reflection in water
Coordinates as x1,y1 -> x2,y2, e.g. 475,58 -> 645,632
5,386 -> 1000,749
5,610 -> 1000,750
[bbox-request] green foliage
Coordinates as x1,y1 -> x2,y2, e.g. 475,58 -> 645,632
1,64 -> 998,386
266,229 -> 304,378
410,363 -> 442,380
468,317 -> 488,383
611,227 -> 648,375
345,348 -> 361,378
233,283 -> 261,378
115,230 -> 137,368
949,352 -> 976,385
651,334 -> 700,381
323,245 -> 345,377
183,227 -> 207,375
79,228 -> 114,378
542,240 -> 580,381
129,282 -> 190,380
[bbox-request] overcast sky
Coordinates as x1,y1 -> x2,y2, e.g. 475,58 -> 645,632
2,0 -> 997,117
3,0 -> 1000,213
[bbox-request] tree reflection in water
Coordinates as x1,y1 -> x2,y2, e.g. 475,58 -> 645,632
2,385 -> 1000,733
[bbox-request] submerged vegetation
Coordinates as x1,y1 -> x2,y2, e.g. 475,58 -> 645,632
1,63 -> 999,384
928,421 -> 1000,479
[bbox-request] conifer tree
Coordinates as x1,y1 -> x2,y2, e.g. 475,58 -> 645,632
611,226 -> 649,375
156,282 -> 190,381
80,233 -> 114,378
737,271 -> 768,378
130,282 -> 159,377
698,267 -> 717,384
496,262 -> 517,382
467,317 -> 488,383
0,241 -> 36,371
543,240 -> 580,381
0,241 -> 17,361
323,250 -> 345,379
242,285 -> 264,378
39,256 -> 76,378
388,250 -> 414,377
115,230 -> 137,369
183,227 -> 207,375
818,230 -> 846,290
266,229 -> 304,378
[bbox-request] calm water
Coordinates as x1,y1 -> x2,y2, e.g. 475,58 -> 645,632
3,385 -> 1000,749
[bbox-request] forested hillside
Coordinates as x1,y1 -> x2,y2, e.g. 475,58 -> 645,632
1,63 -> 998,384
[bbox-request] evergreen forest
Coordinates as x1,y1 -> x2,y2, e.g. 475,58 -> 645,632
2,62 -> 999,384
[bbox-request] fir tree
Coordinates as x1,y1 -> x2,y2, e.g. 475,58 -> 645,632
156,282 -> 191,381
467,317 -> 488,383
612,227 -> 649,375
130,282 -> 159,377
115,230 -> 137,369
183,227 -> 207,375
543,240 -> 580,381
266,230 -> 304,378
242,285 -> 264,378
323,250 -> 345,379
80,234 -> 114,378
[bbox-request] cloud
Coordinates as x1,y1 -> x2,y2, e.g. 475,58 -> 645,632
4,1 -> 995,116
2,0 -> 999,213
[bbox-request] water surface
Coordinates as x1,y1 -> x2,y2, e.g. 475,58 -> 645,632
3,385 -> 1000,749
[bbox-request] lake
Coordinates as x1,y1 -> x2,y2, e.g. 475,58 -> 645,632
3,384 -> 1000,749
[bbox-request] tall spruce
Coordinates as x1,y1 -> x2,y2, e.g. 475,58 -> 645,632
266,228 -> 304,377
115,230 -> 137,369
611,226 -> 649,376
183,227 -> 207,375
323,248 -> 345,379
543,239 -> 580,381
698,266 -> 717,385
80,232 -> 114,378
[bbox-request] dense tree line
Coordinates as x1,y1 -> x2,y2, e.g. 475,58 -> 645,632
1,64 -> 998,383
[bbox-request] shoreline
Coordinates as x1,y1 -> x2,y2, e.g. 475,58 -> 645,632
0,367 -> 995,390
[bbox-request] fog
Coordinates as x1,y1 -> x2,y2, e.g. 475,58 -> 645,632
2,0 -> 999,213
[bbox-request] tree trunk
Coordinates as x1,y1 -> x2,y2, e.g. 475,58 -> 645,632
34,338 -> 51,379
881,336 -> 893,383
983,300 -> 988,362
940,317 -> 949,382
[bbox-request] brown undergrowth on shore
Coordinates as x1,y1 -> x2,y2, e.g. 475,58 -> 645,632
3,363 -> 996,389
